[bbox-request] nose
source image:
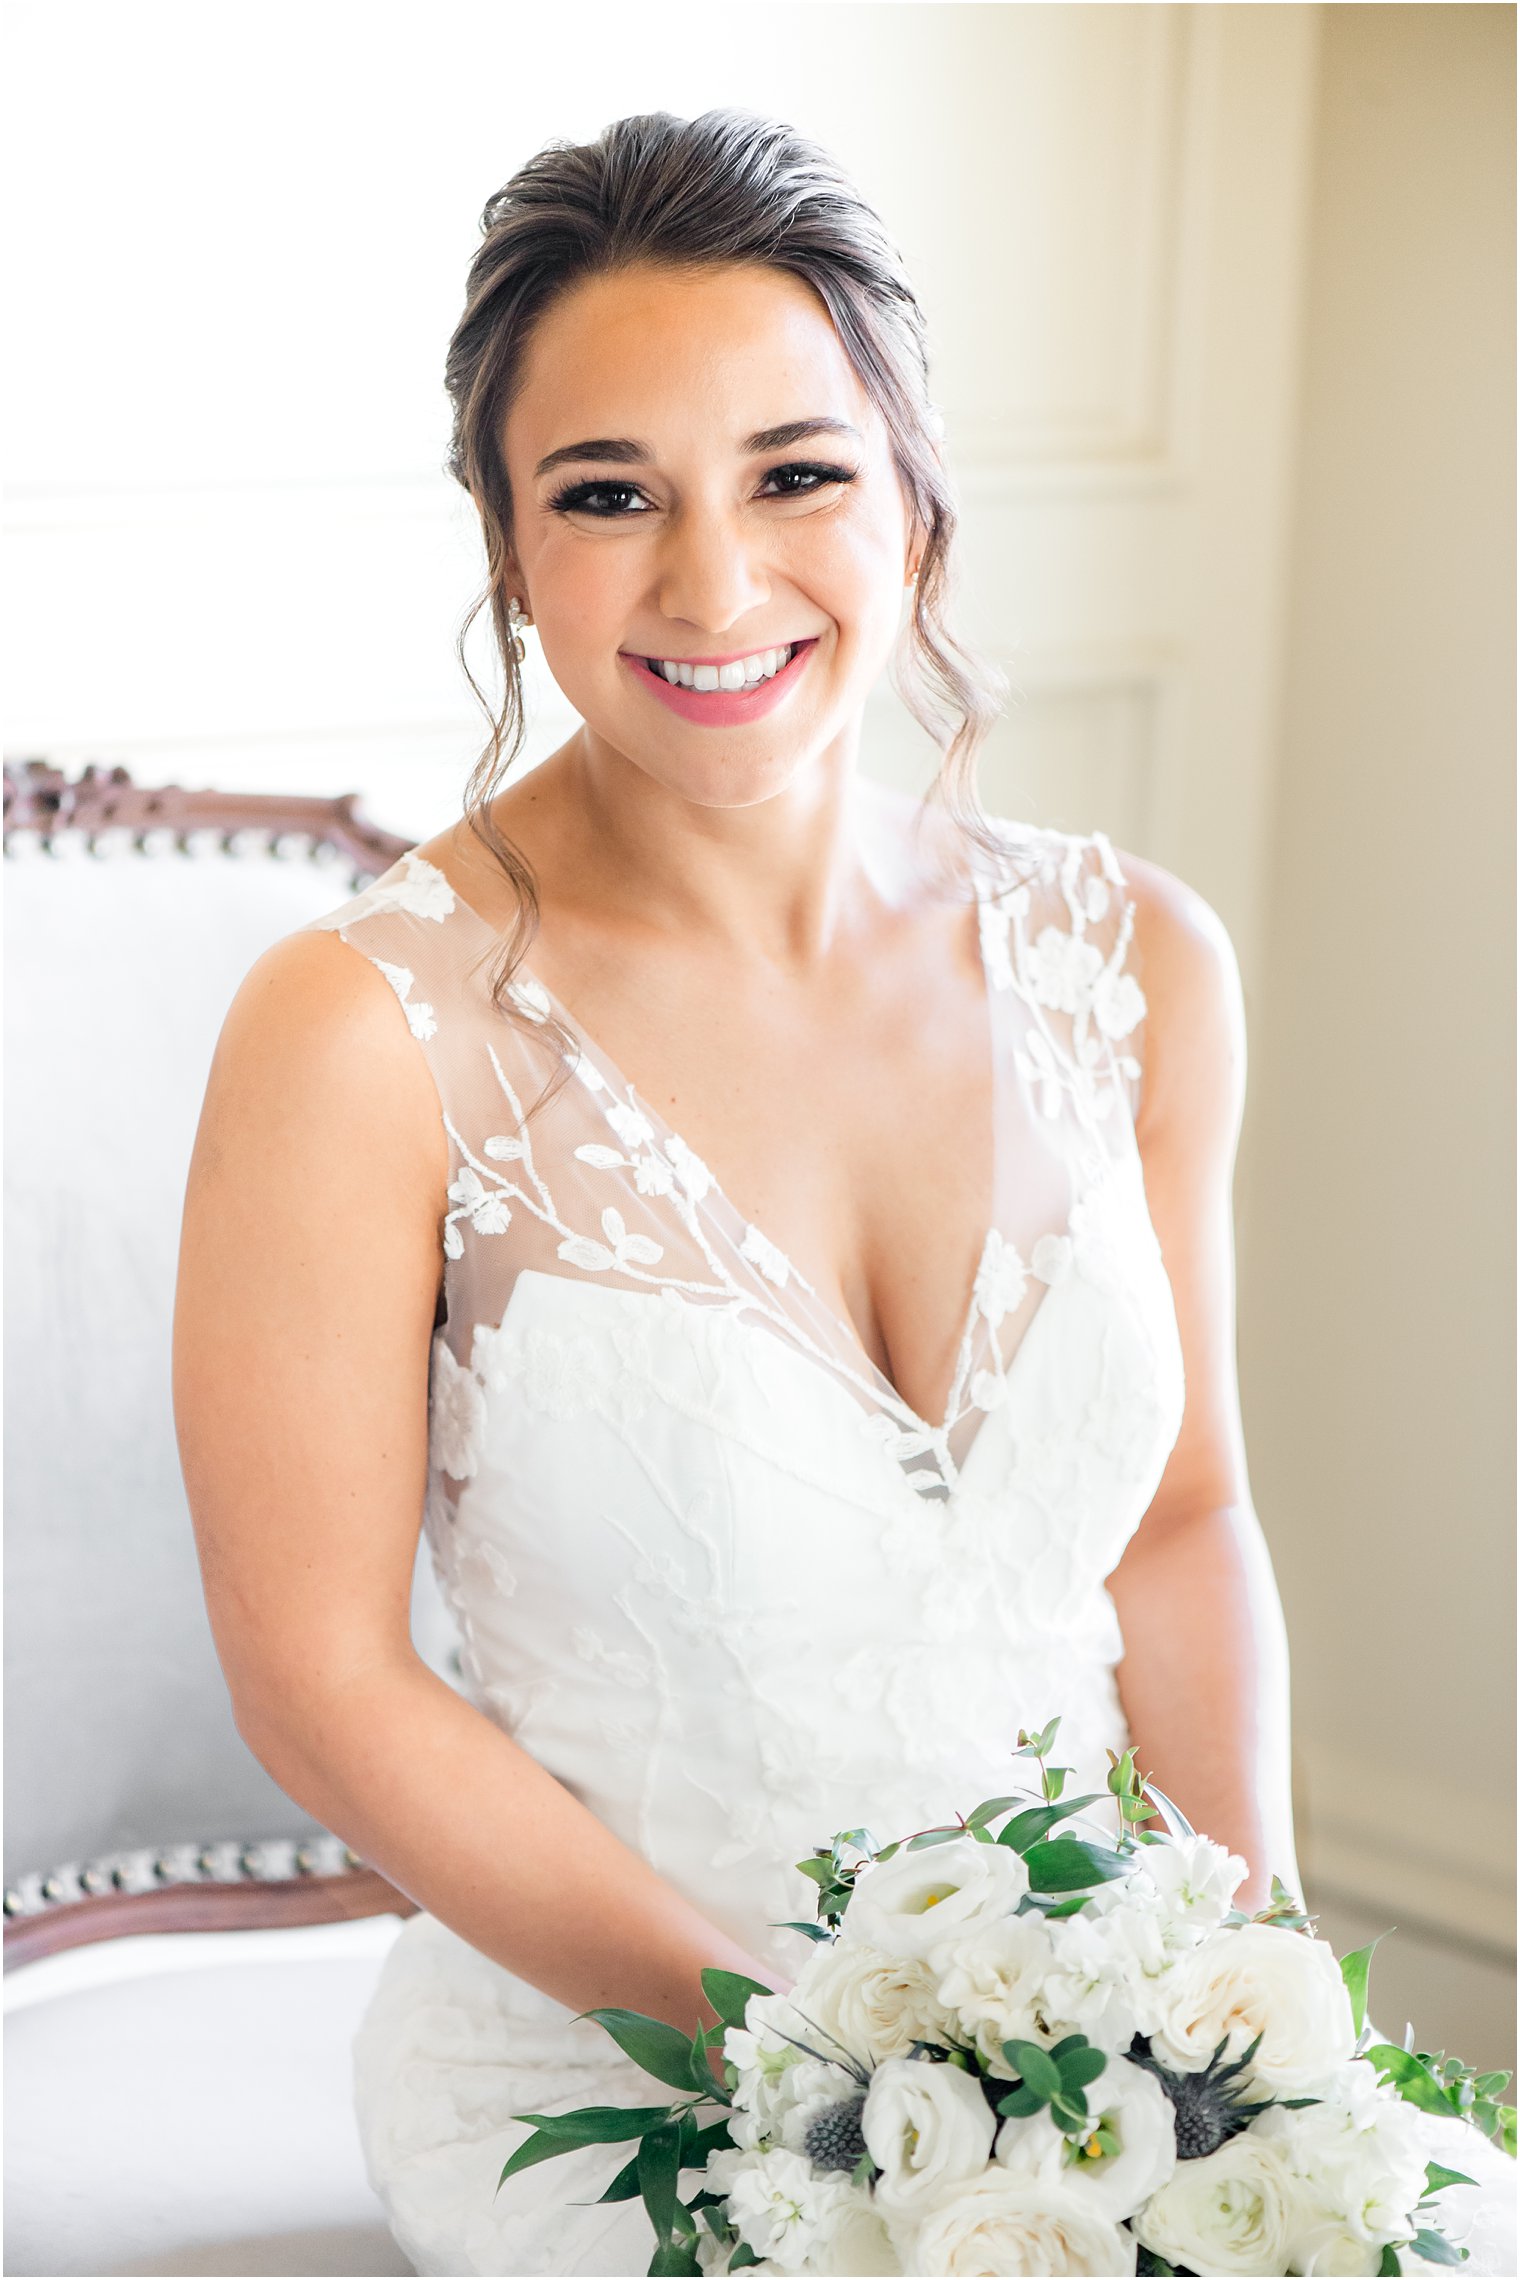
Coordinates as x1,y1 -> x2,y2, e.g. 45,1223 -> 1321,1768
653,502 -> 771,636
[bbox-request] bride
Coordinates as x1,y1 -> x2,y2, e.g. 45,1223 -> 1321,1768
176,108 -> 1309,2276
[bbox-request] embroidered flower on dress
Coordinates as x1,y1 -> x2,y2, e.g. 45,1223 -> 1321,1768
507,977 -> 550,1023
1031,1231 -> 1074,1285
428,1337 -> 485,1482
665,1133 -> 714,1202
373,959 -> 437,1042
557,1205 -> 664,1274
740,1224 -> 791,1288
1023,924 -> 1105,1016
1093,967 -> 1146,1042
445,1167 -> 512,1247
605,1101 -> 655,1151
973,1229 -> 1028,1327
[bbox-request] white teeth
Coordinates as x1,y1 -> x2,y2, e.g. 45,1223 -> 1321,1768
648,643 -> 796,690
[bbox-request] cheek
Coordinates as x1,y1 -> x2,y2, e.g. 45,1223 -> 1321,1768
531,534 -> 637,643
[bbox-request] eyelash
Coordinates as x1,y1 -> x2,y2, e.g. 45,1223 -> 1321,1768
546,460 -> 860,518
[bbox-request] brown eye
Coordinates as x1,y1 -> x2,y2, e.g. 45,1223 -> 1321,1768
547,480 -> 652,517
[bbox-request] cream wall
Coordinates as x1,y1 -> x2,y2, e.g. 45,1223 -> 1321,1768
1237,2 -> 1516,2054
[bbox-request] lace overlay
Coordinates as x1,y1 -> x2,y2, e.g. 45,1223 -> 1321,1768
301,824 -> 1189,2277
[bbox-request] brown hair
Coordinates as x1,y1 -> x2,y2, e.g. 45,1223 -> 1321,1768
444,106 -> 1009,1008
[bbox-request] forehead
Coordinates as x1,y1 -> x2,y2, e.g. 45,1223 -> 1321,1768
506,262 -> 880,461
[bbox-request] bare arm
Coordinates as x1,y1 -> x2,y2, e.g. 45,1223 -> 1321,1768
1106,860 -> 1300,1910
173,931 -> 786,2037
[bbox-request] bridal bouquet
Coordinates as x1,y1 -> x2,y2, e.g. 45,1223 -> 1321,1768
500,1723 -> 1514,2276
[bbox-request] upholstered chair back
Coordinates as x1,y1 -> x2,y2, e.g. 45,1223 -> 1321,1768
4,767 -> 460,1897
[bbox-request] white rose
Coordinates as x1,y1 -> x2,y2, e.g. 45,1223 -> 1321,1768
1254,2059 -> 1430,2260
808,2187 -> 904,2276
1147,1923 -> 1356,2094
792,1937 -> 958,2065
862,2056 -> 997,2215
997,2054 -> 1177,2222
846,1836 -> 1029,1963
1133,2131 -> 1294,2275
931,1914 -> 1054,2073
1138,1834 -> 1249,1939
905,2171 -> 1137,2275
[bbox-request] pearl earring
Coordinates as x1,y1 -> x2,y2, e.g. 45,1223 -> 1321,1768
506,596 -> 532,662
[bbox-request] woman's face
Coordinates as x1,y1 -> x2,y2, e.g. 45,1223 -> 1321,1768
498,261 -> 920,811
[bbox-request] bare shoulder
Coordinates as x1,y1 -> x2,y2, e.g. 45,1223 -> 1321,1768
1108,844 -> 1247,1138
196,926 -> 446,1193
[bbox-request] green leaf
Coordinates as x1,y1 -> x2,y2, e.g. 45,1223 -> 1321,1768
905,1826 -> 968,1850
1339,1937 -> 1386,2039
1050,2094 -> 1091,2132
679,2118 -> 737,2172
699,1970 -> 774,2030
1023,1836 -> 1130,1893
1406,2227 -> 1465,2267
1422,2160 -> 1478,2198
1002,2039 -> 1063,2100
1376,2249 -> 1402,2278
965,1794 -> 1029,1829
1474,2072 -> 1512,2098
728,2243 -> 761,2271
995,2082 -> 1045,2118
648,2244 -> 701,2278
770,1918 -> 831,1942
1045,1765 -> 1068,1800
1139,1780 -> 1196,1840
639,2123 -> 682,2247
593,2152 -> 642,2203
997,1796 -> 1105,1852
1367,2044 -> 1464,2120
795,1856 -> 833,1887
1057,2043 -> 1110,2094
498,2106 -> 675,2188
580,2009 -> 714,2094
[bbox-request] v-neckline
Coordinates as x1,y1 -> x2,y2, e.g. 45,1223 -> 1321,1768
434,863 -> 1005,1450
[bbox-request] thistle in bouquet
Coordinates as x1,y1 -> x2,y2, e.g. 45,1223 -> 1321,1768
498,1720 -> 1516,2276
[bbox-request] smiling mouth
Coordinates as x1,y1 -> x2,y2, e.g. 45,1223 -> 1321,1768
636,641 -> 804,691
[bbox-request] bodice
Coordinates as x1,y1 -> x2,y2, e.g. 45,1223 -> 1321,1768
305,822 -> 1185,1973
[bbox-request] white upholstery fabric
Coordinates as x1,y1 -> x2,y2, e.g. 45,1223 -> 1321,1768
4,1913 -> 415,2278
3,838 -> 462,1882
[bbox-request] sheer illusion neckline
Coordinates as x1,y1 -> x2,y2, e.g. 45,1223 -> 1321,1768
435,871 -> 1006,1446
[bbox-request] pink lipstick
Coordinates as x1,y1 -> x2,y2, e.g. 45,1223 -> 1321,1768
620,638 -> 818,726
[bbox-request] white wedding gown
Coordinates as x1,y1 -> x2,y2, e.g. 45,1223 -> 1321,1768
300,827 -> 1511,2277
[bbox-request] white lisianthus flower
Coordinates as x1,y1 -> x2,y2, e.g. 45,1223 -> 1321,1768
1253,2058 -> 1431,2262
862,2055 -> 997,2215
1132,2131 -> 1295,2275
905,2171 -> 1137,2276
845,1836 -> 1029,1963
1138,1834 -> 1249,1940
1147,1923 -> 1356,2094
997,2054 -> 1177,2222
791,1937 -> 958,2065
706,2145 -> 861,2269
930,1914 -> 1054,2073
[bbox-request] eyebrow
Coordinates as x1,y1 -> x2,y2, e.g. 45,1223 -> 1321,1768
532,417 -> 863,480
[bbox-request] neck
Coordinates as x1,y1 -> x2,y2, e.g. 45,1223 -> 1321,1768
522,718 -> 917,973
